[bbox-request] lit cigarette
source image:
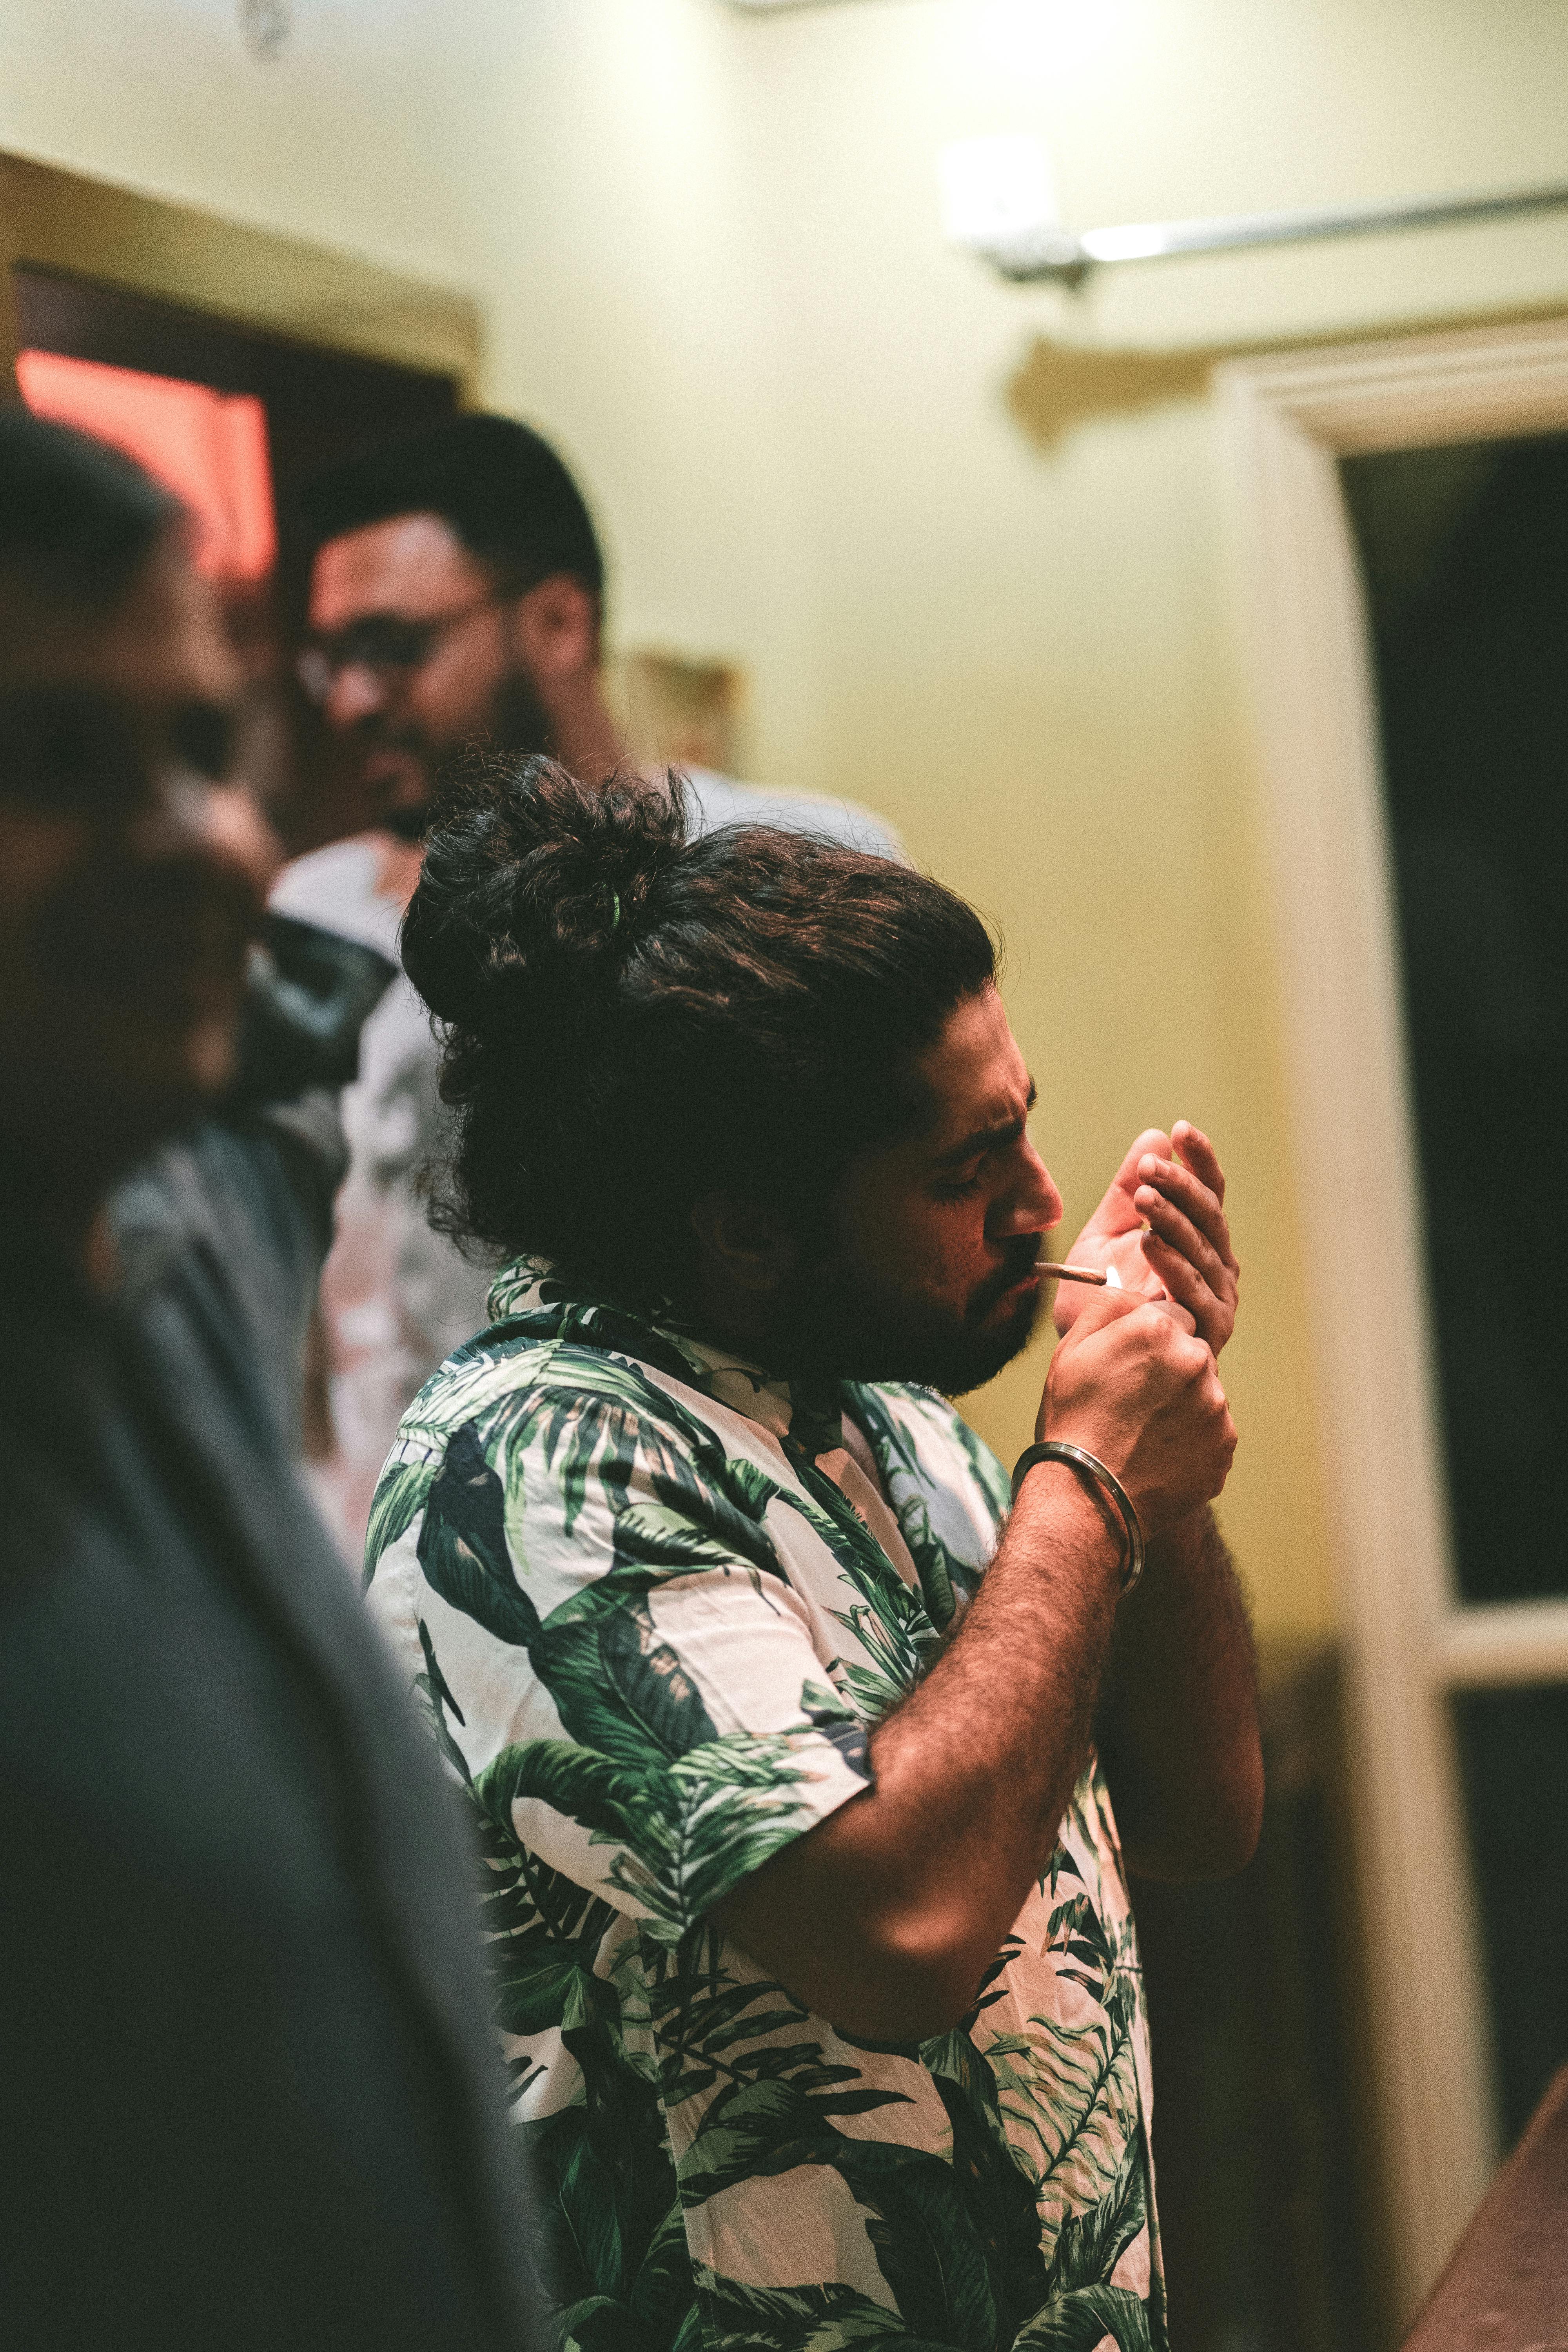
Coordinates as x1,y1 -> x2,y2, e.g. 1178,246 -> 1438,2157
1036,1262 -> 1115,1286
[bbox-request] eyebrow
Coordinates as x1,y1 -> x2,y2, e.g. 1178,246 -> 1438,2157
930,1078 -> 1038,1170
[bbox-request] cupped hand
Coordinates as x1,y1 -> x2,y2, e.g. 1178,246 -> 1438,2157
1051,1126 -> 1171,1324
1054,1120 -> 1240,1357
1039,1286 -> 1238,1535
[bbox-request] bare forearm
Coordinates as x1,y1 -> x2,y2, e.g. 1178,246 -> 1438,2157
715,1464 -> 1124,2036
1096,1506 -> 1262,1880
868,1463 -> 1122,1898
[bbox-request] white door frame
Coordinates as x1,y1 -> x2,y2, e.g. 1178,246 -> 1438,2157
1218,317 -> 1568,2323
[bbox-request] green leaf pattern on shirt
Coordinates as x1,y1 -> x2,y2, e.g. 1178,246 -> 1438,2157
366,1265 -> 1165,2352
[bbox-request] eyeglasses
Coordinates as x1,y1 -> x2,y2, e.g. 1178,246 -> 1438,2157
296,585 -> 518,703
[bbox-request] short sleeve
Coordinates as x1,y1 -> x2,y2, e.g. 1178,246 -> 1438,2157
369,1392 -> 875,1946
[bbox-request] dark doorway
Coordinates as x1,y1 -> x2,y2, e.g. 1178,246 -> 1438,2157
1341,434 -> 1568,2152
1341,434 -> 1568,1613
13,263 -> 459,628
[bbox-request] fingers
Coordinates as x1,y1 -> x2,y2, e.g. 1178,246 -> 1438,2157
1136,1169 -> 1236,1329
1116,1300 -> 1218,1404
1134,1150 -> 1234,1267
1134,1183 -> 1234,1301
1107,1127 -> 1174,1201
1140,1233 -> 1221,1331
1127,1127 -> 1239,1356
1063,1121 -> 1238,1358
1042,1294 -> 1235,1519
1069,1129 -> 1174,1255
1065,1287 -> 1197,1343
1183,1349 -> 1237,1500
1103,1123 -> 1225,1227
1171,1119 -> 1225,1207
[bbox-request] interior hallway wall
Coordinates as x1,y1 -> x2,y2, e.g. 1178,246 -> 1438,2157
6,0 -> 1568,1640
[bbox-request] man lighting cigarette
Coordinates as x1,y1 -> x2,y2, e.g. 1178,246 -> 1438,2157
365,754 -> 1261,2352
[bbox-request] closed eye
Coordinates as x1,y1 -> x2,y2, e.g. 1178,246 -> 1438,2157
929,1080 -> 1038,1198
931,1163 -> 985,1201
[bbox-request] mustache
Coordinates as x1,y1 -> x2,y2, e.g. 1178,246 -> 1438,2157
379,799 -> 430,843
967,1234 -> 1044,1323
347,713 -> 432,758
345,673 -> 556,768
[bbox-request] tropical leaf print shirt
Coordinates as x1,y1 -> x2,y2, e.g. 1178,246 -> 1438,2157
364,1263 -> 1165,2352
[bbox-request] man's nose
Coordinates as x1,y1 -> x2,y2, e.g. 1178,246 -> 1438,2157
324,661 -> 389,729
995,1139 -> 1063,1237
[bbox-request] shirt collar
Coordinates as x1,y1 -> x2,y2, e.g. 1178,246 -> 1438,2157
486,1256 -> 845,1459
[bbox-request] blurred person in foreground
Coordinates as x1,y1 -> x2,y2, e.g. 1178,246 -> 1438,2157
365,755 -> 1263,2352
0,410 -> 541,2352
272,414 -> 902,1555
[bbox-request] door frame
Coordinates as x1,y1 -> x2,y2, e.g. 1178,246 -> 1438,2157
1219,315 -> 1568,2321
0,150 -> 479,395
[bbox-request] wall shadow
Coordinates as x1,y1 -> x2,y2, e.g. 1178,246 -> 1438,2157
1005,301 -> 1568,452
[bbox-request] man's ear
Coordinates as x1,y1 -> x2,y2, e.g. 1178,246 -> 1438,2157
510,572 -> 601,684
690,1191 -> 797,1296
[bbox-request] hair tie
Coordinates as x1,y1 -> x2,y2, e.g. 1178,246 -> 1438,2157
610,890 -> 622,932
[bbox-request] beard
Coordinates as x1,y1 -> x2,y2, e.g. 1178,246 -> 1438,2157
368,663 -> 560,843
381,795 -> 434,843
757,1230 -> 1044,1396
487,664 -> 558,766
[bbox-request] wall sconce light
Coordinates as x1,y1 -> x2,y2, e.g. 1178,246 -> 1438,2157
940,135 -> 1071,278
940,145 -> 1568,289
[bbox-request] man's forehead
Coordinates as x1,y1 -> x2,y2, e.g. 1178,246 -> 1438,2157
918,987 -> 1031,1132
309,510 -> 487,624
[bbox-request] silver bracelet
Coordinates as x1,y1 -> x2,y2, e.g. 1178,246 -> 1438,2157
1010,1439 -> 1146,1596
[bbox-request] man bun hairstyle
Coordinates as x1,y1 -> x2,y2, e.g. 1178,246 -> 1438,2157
297,413 -> 605,600
407,762 -> 682,1038
401,757 -> 996,1311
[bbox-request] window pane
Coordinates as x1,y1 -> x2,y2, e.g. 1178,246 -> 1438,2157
1343,437 -> 1568,1603
1452,1684 -> 1568,2143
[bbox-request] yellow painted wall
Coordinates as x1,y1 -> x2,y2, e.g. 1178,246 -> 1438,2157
7,0 -> 1568,1639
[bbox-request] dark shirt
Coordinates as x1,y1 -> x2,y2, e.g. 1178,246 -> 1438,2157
0,922 -> 542,2350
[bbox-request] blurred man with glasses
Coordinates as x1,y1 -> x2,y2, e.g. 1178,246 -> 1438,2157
274,414 -> 900,1554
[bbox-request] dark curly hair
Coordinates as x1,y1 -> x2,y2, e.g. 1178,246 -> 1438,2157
297,414 -> 604,600
401,755 -> 996,1311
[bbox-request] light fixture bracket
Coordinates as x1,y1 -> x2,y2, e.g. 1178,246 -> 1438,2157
975,181 -> 1568,287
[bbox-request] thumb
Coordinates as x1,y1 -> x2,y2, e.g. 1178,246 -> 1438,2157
1109,1127 -> 1173,1197
1082,1128 -> 1174,1238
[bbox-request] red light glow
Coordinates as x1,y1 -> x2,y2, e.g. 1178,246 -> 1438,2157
16,349 -> 277,584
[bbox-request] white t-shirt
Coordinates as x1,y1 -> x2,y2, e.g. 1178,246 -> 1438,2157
270,771 -> 905,1559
